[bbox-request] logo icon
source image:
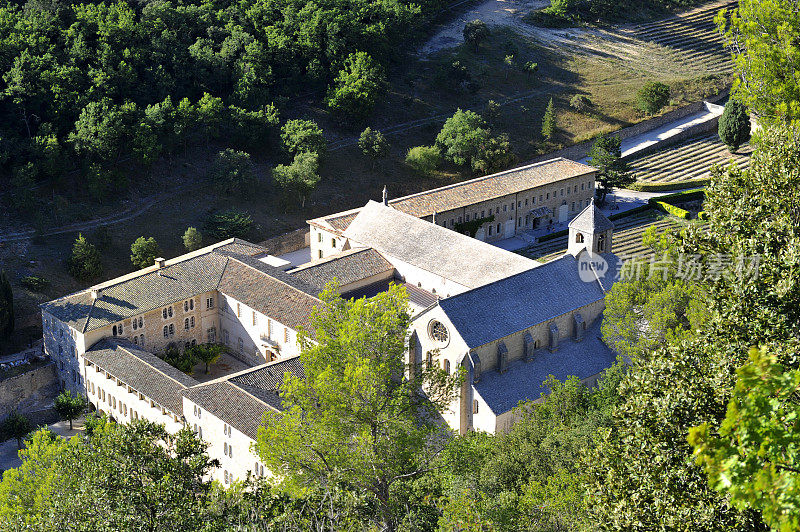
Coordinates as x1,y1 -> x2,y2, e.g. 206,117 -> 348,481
577,251 -> 608,283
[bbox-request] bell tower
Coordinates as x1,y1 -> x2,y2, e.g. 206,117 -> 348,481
568,198 -> 614,256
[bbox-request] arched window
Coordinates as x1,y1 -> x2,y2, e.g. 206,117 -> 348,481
184,318 -> 190,330
426,351 -> 433,370
138,317 -> 143,329
112,325 -> 118,336
598,233 -> 607,252
575,233 -> 584,243
444,359 -> 451,374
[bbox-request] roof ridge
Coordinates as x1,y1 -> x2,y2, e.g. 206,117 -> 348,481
387,158 -> 593,205
288,247 -> 371,272
227,255 -> 323,303
116,341 -> 197,389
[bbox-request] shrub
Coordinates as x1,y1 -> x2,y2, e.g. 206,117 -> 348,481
463,19 -> 490,52
636,82 -> 670,115
182,227 -> 203,252
68,233 -> 103,282
21,276 -> 50,292
649,199 -> 690,219
273,151 -> 320,209
697,211 -> 708,220
204,209 -> 254,240
541,98 -> 556,139
718,99 -> 751,152
209,149 -> 256,195
570,94 -> 593,113
130,237 -> 160,270
405,146 -> 441,176
281,119 -> 326,157
326,52 -> 385,122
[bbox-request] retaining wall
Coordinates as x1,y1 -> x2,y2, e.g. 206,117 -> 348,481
258,227 -> 309,255
530,91 -> 729,164
0,362 -> 59,420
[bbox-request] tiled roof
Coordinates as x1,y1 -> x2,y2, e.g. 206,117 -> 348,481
41,239 -> 321,335
326,211 -> 361,232
341,279 -> 437,310
474,319 -> 616,415
217,258 -> 322,334
182,357 -> 305,439
84,338 -> 198,415
289,248 -> 394,291
343,201 -> 538,290
437,253 -> 608,348
388,158 -> 596,218
229,356 -> 305,411
568,199 -> 614,234
183,381 -> 272,440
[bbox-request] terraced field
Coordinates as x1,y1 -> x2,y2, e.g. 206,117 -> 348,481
619,0 -> 735,74
520,208 -> 685,262
629,134 -> 752,185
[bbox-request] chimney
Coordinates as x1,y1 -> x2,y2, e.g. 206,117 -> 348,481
90,289 -> 100,300
432,211 -> 437,224
154,257 -> 166,269
382,185 -> 388,206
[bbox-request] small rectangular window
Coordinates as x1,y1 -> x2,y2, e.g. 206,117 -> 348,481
318,232 -> 322,242
284,328 -> 289,343
236,303 -> 241,317
252,311 -> 257,326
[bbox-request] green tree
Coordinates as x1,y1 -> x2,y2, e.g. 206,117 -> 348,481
273,151 -> 321,209
187,343 -> 225,374
717,0 -> 800,124
463,20 -> 490,52
689,346 -> 800,532
204,209 -> 254,240
503,54 -> 515,80
436,109 -> 490,167
524,61 -> 539,80
718,99 -> 751,152
0,270 -> 14,339
587,134 -> 633,202
358,127 -> 389,165
405,145 -> 441,176
636,81 -> 670,115
183,227 -> 203,252
326,52 -> 385,122
2,411 -> 32,450
585,126 -> 800,530
255,283 -> 461,532
53,390 -> 87,430
281,119 -> 326,157
209,149 -> 256,195
130,236 -> 160,270
541,98 -> 556,140
68,233 -> 102,282
0,420 -> 218,530
471,134 -> 514,175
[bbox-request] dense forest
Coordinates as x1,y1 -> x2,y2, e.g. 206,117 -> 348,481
0,0 -> 441,204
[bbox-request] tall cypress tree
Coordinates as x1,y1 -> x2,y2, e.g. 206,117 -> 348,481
0,270 -> 14,339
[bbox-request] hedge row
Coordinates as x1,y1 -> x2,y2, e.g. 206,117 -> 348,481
650,200 -> 691,219
657,187 -> 706,203
537,228 -> 569,242
628,178 -> 710,192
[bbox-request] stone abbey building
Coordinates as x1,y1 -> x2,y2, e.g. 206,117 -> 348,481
41,159 -> 616,484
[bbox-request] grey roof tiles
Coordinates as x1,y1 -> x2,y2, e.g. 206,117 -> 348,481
289,248 -> 393,291
84,338 -> 198,415
438,253 -> 607,348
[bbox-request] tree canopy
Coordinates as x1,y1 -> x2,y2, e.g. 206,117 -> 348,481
53,390 -> 87,430
587,134 -> 632,201
255,283 -> 461,531
130,236 -> 160,270
67,233 -> 102,282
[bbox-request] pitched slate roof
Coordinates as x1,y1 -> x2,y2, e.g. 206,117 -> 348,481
217,258 -> 321,334
342,201 -> 538,290
288,248 -> 393,291
388,158 -> 596,218
41,239 -> 323,335
84,338 -> 198,415
568,199 -> 614,234
182,357 -> 305,439
183,381 -> 272,441
307,207 -> 363,235
437,253 -> 608,349
474,319 -> 616,415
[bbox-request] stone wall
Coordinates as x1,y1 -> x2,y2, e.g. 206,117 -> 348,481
259,227 -> 309,256
529,92 -> 730,165
0,362 -> 58,421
